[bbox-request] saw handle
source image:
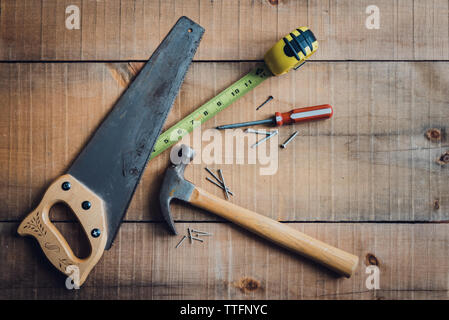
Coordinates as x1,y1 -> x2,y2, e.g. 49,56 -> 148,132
190,187 -> 358,277
17,174 -> 107,286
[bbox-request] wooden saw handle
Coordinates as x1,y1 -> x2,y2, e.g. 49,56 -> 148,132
17,174 -> 107,286
190,187 -> 359,277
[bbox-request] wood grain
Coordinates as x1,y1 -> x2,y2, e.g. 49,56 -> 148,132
0,0 -> 448,61
2,0 -> 448,301
2,222 -> 449,299
1,62 -> 448,222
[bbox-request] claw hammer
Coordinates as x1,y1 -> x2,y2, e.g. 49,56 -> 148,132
159,145 -> 359,277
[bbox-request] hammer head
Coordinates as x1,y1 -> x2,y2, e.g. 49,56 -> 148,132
159,145 -> 196,235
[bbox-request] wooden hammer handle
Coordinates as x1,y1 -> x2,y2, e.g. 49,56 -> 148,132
190,187 -> 359,277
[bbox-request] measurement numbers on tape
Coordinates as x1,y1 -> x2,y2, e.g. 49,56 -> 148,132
150,64 -> 272,159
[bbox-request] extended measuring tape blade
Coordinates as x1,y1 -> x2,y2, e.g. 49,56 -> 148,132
149,26 -> 318,160
149,63 -> 272,160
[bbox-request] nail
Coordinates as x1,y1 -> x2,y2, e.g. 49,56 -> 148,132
187,228 -> 193,243
191,236 -> 204,242
192,229 -> 212,236
175,235 -> 187,248
205,167 -> 224,186
206,177 -> 234,196
251,130 -> 278,148
245,128 -> 271,135
281,131 -> 299,148
218,169 -> 229,200
256,96 -> 273,110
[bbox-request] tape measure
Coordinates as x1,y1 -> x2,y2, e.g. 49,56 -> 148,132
149,26 -> 318,160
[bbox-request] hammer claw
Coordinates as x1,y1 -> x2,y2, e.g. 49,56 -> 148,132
159,145 -> 358,278
159,145 -> 196,234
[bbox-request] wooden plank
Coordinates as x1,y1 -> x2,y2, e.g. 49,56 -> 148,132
1,222 -> 449,299
1,0 -> 448,61
1,61 -> 448,222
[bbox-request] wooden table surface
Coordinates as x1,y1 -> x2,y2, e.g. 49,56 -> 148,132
1,0 -> 449,300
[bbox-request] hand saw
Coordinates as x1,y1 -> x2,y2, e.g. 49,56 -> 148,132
17,16 -> 204,287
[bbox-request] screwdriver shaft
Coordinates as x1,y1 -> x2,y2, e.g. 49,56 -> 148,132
216,105 -> 333,130
216,118 -> 274,130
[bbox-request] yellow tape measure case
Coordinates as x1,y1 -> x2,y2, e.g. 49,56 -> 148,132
264,27 -> 318,76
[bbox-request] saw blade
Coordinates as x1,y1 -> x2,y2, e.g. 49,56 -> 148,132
68,16 -> 204,249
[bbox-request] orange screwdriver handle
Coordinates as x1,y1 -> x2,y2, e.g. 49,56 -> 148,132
275,104 -> 333,126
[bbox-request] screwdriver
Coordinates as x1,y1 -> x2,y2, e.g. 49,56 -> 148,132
216,104 -> 333,130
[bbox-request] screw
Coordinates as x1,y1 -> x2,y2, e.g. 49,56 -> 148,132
245,128 -> 271,135
175,235 -> 187,248
280,131 -> 299,148
251,130 -> 278,148
61,181 -> 71,191
91,228 -> 101,238
256,96 -> 273,110
205,177 -> 234,196
82,201 -> 91,210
